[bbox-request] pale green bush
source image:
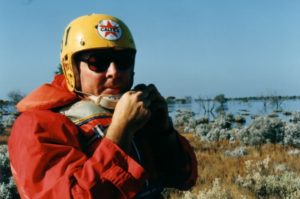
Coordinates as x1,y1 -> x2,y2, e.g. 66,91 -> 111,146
224,146 -> 248,157
0,177 -> 19,199
197,178 -> 232,199
180,178 -> 233,199
174,109 -> 195,128
0,145 -> 19,199
284,123 -> 300,148
194,115 -> 237,142
238,117 -> 285,146
236,157 -> 300,198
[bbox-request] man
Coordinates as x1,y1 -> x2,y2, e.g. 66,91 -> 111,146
8,14 -> 197,199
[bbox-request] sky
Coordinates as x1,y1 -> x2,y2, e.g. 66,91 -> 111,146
1,0 -> 300,100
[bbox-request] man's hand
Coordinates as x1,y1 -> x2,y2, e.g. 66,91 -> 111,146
134,84 -> 170,134
105,89 -> 152,151
105,84 -> 171,151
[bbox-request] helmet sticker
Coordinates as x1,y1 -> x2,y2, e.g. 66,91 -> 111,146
97,20 -> 122,40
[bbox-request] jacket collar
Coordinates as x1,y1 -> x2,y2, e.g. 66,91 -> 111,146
17,75 -> 79,112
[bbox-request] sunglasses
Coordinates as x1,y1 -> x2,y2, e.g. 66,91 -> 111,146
77,50 -> 135,72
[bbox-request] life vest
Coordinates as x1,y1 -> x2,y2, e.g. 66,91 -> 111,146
59,100 -> 163,198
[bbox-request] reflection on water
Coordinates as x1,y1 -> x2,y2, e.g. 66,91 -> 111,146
168,99 -> 300,125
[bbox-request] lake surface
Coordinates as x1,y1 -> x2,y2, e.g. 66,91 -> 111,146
168,99 -> 300,125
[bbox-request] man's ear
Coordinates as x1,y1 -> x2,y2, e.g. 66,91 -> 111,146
72,60 -> 81,91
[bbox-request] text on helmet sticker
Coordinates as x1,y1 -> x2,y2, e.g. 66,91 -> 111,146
97,20 -> 122,40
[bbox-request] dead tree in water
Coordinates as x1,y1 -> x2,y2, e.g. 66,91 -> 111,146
270,95 -> 284,111
214,94 -> 228,113
197,97 -> 216,118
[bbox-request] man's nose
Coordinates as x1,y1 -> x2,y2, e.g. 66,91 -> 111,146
106,62 -> 118,78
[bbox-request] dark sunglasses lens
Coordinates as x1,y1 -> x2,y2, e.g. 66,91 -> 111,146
115,57 -> 134,70
81,50 -> 135,72
115,52 -> 135,70
86,56 -> 110,72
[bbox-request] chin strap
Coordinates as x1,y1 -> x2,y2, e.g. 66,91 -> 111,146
89,94 -> 121,110
74,88 -> 121,110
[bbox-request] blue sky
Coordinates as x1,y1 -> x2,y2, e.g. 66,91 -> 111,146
1,0 -> 300,99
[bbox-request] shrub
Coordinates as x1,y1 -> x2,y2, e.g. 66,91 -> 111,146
287,149 -> 300,156
0,145 -> 19,199
289,112 -> 300,123
0,177 -> 19,199
195,123 -> 210,137
174,109 -> 195,128
197,178 -> 232,199
195,115 -> 237,142
180,178 -> 233,199
238,117 -> 285,145
0,123 -> 4,135
0,145 -> 11,184
284,123 -> 300,148
224,146 -> 248,157
236,157 -> 300,198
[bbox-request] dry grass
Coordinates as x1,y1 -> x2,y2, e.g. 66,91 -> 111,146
2,127 -> 299,198
168,133 -> 300,198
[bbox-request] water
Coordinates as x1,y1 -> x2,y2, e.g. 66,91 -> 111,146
168,99 -> 300,125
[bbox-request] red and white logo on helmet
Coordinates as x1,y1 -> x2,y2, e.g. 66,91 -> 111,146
97,20 -> 122,40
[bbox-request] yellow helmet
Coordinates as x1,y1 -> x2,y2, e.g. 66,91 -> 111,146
60,14 -> 136,91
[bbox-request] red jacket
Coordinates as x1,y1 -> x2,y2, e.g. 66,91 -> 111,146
8,75 -> 197,199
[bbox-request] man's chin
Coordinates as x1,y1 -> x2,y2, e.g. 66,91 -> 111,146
102,88 -> 122,95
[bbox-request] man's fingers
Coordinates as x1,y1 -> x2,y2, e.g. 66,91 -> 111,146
127,90 -> 152,108
132,84 -> 166,107
143,84 -> 161,102
133,84 -> 147,91
143,98 -> 152,108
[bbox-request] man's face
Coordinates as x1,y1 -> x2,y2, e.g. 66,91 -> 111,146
78,49 -> 135,96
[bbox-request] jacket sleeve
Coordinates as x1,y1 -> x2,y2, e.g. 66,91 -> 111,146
174,133 -> 198,189
153,131 -> 198,190
8,110 -> 145,199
